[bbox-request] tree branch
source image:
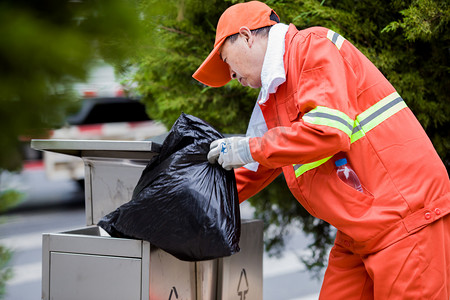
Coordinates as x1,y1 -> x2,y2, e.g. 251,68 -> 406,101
159,25 -> 192,37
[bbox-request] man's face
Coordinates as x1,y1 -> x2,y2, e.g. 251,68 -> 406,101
220,28 -> 266,89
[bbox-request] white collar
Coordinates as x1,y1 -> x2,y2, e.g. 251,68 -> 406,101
258,23 -> 289,105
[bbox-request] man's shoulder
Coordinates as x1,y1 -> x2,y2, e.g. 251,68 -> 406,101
286,24 -> 330,44
289,25 -> 329,38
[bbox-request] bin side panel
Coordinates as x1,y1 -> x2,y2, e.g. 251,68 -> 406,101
87,159 -> 146,225
149,248 -> 196,300
217,220 -> 264,300
141,241 -> 151,300
49,252 -> 142,300
196,260 -> 218,300
42,234 -> 50,300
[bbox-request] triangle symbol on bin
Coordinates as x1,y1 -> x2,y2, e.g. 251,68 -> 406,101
168,286 -> 178,299
237,268 -> 249,300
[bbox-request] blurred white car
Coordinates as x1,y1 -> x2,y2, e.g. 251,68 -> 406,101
18,62 -> 167,187
43,96 -> 167,185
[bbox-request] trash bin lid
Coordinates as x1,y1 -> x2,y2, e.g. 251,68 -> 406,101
31,139 -> 161,159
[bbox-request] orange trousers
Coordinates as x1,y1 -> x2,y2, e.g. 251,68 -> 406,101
319,215 -> 450,299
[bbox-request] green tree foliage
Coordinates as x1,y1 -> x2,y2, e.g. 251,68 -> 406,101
133,0 -> 449,273
0,189 -> 23,299
133,0 -> 258,132
0,0 -> 143,171
0,2 -> 143,295
0,245 -> 13,299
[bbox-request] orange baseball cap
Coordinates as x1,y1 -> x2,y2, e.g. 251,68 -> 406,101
192,1 -> 278,87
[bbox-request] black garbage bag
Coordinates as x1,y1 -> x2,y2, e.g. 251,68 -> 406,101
98,113 -> 241,261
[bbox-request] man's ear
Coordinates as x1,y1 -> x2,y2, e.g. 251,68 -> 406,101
239,26 -> 254,47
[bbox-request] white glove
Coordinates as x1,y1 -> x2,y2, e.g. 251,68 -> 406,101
207,137 -> 255,170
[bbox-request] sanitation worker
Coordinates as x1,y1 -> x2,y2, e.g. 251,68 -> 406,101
193,1 -> 450,299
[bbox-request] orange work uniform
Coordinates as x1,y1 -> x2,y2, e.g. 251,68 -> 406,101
235,25 -> 450,299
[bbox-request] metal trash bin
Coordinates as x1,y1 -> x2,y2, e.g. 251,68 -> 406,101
32,139 -> 263,300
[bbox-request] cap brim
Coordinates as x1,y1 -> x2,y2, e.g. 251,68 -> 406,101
192,40 -> 231,87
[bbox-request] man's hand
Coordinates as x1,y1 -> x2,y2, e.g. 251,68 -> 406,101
207,137 -> 255,170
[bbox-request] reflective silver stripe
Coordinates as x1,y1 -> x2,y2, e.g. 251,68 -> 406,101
295,92 -> 408,177
305,112 -> 353,132
331,32 -> 339,44
351,92 -> 407,142
327,29 -> 345,50
359,96 -> 403,127
303,106 -> 354,137
352,123 -> 362,134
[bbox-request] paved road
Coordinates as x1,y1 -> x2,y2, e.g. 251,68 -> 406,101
1,207 -> 86,300
0,168 -> 323,300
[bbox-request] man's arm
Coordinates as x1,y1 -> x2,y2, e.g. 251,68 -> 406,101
234,165 -> 282,203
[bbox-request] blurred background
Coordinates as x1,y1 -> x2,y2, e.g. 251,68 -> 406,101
0,0 -> 448,299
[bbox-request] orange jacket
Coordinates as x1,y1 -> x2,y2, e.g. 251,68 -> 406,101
235,25 -> 450,254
